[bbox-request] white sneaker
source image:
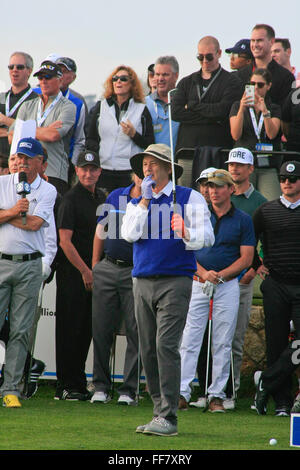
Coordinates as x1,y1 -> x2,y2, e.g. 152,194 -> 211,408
189,397 -> 207,408
118,395 -> 136,405
223,398 -> 235,410
90,391 -> 111,403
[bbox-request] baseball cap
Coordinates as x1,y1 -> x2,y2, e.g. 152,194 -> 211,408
43,53 -> 62,63
279,161 -> 300,177
76,150 -> 100,168
225,39 -> 253,57
56,57 -> 77,72
195,167 -> 217,183
16,137 -> 45,159
33,61 -> 63,78
206,169 -> 234,186
225,148 -> 254,165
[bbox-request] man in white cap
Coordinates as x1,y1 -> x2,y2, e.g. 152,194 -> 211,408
224,148 -> 267,407
179,169 -> 255,413
195,167 -> 217,204
121,143 -> 214,435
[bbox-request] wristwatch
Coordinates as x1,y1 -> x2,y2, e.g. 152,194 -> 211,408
263,110 -> 271,118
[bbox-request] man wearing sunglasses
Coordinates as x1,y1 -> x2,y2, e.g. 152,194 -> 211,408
33,56 -> 86,186
253,161 -> 300,417
10,61 -> 76,195
0,52 -> 38,157
171,36 -> 243,161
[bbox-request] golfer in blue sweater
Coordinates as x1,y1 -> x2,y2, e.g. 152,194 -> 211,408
121,143 -> 214,435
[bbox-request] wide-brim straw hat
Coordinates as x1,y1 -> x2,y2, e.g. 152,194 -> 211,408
130,143 -> 183,180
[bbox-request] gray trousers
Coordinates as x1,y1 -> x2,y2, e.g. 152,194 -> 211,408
133,276 -> 192,424
0,258 -> 42,397
92,258 -> 139,398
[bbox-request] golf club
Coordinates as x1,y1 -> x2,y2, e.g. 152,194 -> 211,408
167,88 -> 177,207
203,294 -> 213,412
231,350 -> 236,401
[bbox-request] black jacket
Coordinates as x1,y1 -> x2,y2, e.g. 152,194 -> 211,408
171,67 -> 243,152
236,59 -> 295,107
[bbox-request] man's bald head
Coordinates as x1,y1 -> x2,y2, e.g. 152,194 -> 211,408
198,36 -> 220,52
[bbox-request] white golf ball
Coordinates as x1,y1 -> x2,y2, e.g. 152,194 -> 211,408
269,438 -> 277,446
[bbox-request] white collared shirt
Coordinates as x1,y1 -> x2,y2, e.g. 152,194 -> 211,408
280,195 -> 300,209
0,173 -> 57,255
121,180 -> 214,250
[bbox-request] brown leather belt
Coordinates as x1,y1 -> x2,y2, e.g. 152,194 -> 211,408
193,275 -> 205,283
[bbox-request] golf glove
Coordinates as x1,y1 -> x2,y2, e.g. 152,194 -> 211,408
141,175 -> 156,200
202,280 -> 216,298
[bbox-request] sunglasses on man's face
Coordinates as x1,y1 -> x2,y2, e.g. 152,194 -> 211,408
250,81 -> 266,89
197,53 -> 214,62
279,175 -> 300,184
8,64 -> 26,70
38,74 -> 54,81
112,75 -> 130,82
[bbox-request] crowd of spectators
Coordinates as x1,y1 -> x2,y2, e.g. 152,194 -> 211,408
0,22 -> 300,434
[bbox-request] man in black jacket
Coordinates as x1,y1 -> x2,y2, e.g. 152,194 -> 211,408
171,36 -> 243,153
236,24 -> 294,107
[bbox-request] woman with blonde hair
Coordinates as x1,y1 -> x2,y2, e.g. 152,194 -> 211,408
86,65 -> 154,193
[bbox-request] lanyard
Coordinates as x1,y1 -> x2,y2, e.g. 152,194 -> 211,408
5,88 -> 33,117
152,100 -> 168,119
249,108 -> 264,142
196,67 -> 223,103
37,91 -> 62,126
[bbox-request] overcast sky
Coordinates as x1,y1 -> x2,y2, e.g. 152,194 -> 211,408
1,0 -> 299,100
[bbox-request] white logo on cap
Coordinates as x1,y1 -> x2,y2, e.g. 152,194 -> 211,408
20,142 -> 32,149
286,163 -> 295,172
241,44 -> 246,49
85,153 -> 94,162
41,64 -> 55,71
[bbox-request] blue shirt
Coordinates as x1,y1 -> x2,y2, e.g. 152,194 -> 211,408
195,204 -> 255,272
146,93 -> 179,148
97,184 -> 134,262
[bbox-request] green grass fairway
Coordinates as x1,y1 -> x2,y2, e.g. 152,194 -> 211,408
0,382 -> 298,451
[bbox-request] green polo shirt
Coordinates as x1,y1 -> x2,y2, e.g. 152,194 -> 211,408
231,183 -> 267,217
